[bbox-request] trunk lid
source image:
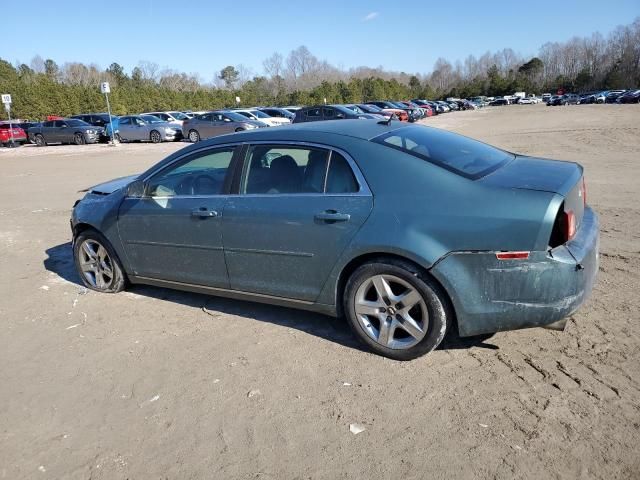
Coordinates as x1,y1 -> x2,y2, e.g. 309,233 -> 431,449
478,155 -> 582,196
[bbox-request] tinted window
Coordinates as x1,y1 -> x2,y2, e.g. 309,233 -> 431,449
53,120 -> 66,127
305,108 -> 321,118
323,107 -> 335,118
372,126 -> 513,179
243,145 -> 330,194
147,148 -> 235,197
42,121 -> 55,127
119,117 -> 131,125
198,113 -> 213,122
67,119 -> 89,127
326,152 -> 359,193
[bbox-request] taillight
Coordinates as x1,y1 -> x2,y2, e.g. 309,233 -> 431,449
564,210 -> 576,240
496,251 -> 530,260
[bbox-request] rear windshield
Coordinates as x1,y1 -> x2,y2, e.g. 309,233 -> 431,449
372,125 -> 513,179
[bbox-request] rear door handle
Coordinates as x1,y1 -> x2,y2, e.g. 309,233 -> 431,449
191,208 -> 219,218
314,210 -> 350,223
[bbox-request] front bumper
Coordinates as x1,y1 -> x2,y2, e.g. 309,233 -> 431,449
431,207 -> 599,337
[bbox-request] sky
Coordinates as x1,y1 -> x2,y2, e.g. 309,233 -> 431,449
2,0 -> 638,81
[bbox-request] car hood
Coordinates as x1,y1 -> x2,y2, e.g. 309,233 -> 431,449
83,174 -> 139,195
478,155 -> 582,195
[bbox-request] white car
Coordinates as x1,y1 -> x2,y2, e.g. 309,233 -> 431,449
232,109 -> 291,126
518,97 -> 535,104
141,111 -> 189,128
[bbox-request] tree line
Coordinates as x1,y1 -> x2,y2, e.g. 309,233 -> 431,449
1,18 -> 638,120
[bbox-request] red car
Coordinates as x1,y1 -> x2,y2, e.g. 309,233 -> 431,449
404,101 -> 434,117
0,124 -> 27,146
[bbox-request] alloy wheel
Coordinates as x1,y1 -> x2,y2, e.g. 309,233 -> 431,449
78,239 -> 114,290
354,274 -> 428,349
150,131 -> 161,143
188,130 -> 200,142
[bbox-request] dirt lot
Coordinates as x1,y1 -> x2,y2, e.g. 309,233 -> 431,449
1,104 -> 638,479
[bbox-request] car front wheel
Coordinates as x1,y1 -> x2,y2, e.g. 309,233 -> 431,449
344,259 -> 450,360
73,229 -> 126,293
188,129 -> 200,142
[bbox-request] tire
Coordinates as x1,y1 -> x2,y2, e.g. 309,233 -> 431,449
114,133 -> 122,143
150,130 -> 162,143
34,134 -> 46,147
234,127 -> 245,132
343,259 -> 450,360
188,129 -> 200,142
74,133 -> 86,145
73,229 -> 126,293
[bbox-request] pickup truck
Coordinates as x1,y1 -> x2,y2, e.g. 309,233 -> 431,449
28,119 -> 104,146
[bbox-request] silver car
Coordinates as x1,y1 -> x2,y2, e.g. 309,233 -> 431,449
116,115 -> 180,143
181,111 -> 267,142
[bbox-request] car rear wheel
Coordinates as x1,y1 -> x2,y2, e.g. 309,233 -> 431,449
188,129 -> 200,142
150,130 -> 162,143
344,259 -> 450,360
114,133 -> 122,143
34,134 -> 46,147
73,229 -> 126,293
74,133 -> 86,145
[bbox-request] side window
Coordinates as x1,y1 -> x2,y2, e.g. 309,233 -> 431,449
323,107 -> 335,119
243,145 -> 329,194
146,148 -> 235,197
53,120 -> 66,127
326,152 -> 359,194
43,121 -> 55,127
305,108 -> 321,118
119,117 -> 131,125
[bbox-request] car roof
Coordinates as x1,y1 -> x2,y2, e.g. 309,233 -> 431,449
239,119 -> 406,141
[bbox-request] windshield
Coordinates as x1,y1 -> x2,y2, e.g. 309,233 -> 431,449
223,111 -> 250,122
372,125 -> 513,179
66,119 -> 90,127
168,111 -> 188,120
142,115 -> 163,123
248,110 -> 270,118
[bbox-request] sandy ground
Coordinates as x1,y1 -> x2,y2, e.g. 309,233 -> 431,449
0,104 -> 638,479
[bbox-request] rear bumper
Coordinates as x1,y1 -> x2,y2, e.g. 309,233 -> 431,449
431,207 -> 599,337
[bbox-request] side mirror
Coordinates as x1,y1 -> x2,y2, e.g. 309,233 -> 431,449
126,179 -> 145,198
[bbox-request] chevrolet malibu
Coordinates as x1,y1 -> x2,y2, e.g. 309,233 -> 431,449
71,120 -> 598,360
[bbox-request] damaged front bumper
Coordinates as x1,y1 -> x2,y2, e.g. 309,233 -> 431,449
431,207 -> 599,337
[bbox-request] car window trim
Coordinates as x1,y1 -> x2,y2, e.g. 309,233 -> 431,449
138,144 -> 242,199
235,140 -> 371,197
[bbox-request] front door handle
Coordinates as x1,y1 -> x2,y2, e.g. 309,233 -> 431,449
191,207 -> 219,218
314,210 -> 350,223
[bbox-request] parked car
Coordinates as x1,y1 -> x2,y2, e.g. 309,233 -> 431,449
293,105 -> 369,123
28,119 -> 104,146
0,120 -> 38,140
182,111 -> 267,142
617,89 -> 640,103
71,120 -> 598,360
409,100 -> 434,116
356,103 -> 408,121
341,104 -> 386,120
367,101 -> 417,121
435,101 -> 452,112
232,109 -> 290,126
115,115 -> 179,143
489,98 -> 509,106
549,94 -> 580,106
142,111 -> 190,128
0,124 -> 27,146
518,97 -> 535,105
71,113 -> 117,142
605,90 -> 626,103
257,107 -> 296,121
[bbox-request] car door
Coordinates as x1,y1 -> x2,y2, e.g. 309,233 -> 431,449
195,113 -> 215,139
117,145 -> 240,287
117,116 -> 134,140
222,143 -> 373,302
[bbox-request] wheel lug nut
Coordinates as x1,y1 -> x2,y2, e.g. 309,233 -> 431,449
386,316 -> 392,322
380,308 -> 386,313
